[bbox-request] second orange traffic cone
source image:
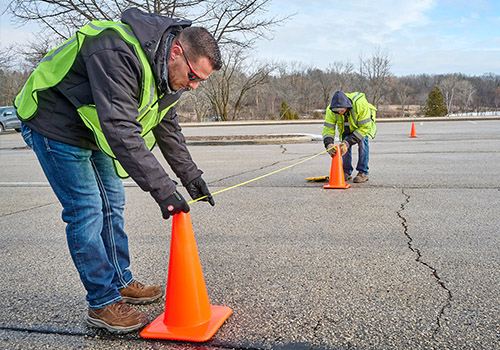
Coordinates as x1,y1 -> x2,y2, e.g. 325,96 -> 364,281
409,122 -> 418,138
140,212 -> 232,342
324,145 -> 350,189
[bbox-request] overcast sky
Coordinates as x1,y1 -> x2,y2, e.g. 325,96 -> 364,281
252,0 -> 500,76
1,0 -> 499,76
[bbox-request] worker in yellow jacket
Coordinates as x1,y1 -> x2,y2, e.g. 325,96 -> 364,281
322,91 -> 377,183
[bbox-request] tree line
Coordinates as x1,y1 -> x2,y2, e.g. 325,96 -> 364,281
2,0 -> 499,121
178,60 -> 500,121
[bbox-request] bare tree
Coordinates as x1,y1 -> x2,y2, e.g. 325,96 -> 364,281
439,75 -> 458,114
307,69 -> 329,108
200,47 -> 273,121
358,46 -> 392,108
469,74 -> 500,113
17,33 -> 56,71
177,88 -> 212,122
391,77 -> 414,117
0,47 -> 31,105
438,75 -> 477,114
8,0 -> 289,48
455,80 -> 475,112
314,60 -> 355,107
231,63 -> 272,119
271,61 -> 317,115
495,86 -> 500,109
329,60 -> 355,91
197,0 -> 290,49
0,45 -> 15,71
8,0 -> 289,120
8,0 -> 205,40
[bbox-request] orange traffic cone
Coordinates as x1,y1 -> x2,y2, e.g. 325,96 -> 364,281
324,145 -> 350,189
140,212 -> 232,342
409,122 -> 418,138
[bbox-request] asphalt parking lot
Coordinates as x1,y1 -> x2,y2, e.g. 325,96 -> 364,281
1,118 -> 499,349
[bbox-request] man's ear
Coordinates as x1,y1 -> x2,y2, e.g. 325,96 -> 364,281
170,44 -> 181,60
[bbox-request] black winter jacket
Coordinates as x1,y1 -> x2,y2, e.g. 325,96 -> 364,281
24,8 -> 202,205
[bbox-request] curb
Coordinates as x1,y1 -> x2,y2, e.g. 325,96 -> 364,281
185,134 -> 321,146
180,115 -> 500,127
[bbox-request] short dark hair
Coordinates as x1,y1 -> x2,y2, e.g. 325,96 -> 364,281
177,27 -> 222,70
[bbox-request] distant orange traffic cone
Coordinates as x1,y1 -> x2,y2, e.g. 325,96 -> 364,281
140,212 -> 232,342
409,122 -> 418,138
324,146 -> 350,189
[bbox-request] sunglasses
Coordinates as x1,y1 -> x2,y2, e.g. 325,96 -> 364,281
175,41 -> 207,82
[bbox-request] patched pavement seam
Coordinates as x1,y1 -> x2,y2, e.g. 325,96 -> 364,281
0,326 -> 261,350
397,189 -> 453,338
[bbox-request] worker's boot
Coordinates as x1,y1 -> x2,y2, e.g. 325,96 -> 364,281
353,173 -> 369,183
344,173 -> 352,181
86,300 -> 149,334
119,280 -> 163,305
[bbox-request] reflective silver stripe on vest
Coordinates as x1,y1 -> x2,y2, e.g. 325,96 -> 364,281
344,121 -> 351,127
352,92 -> 362,101
87,22 -> 135,38
353,130 -> 363,140
17,85 -> 28,105
349,109 -> 357,124
139,81 -> 156,116
16,36 -> 75,104
40,23 -> 134,65
324,122 -> 335,128
350,95 -> 361,124
358,118 -> 371,125
40,37 -> 77,64
323,134 -> 333,140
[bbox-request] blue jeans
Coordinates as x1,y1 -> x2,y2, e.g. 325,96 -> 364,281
22,125 -> 133,309
342,135 -> 369,175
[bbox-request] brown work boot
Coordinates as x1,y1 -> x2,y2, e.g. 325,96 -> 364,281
86,300 -> 149,334
119,280 -> 163,305
344,173 -> 352,181
353,172 -> 369,183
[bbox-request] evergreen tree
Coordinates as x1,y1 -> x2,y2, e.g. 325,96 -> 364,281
280,101 -> 299,120
424,86 -> 448,117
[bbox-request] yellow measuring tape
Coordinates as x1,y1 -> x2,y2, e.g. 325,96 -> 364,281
188,147 -> 332,204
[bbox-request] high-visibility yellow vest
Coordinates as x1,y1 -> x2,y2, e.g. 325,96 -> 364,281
15,20 -> 177,178
322,92 -> 377,142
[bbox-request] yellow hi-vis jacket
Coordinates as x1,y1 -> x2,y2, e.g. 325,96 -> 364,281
322,92 -> 377,146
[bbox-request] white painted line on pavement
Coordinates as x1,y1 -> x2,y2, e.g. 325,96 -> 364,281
0,182 -> 137,187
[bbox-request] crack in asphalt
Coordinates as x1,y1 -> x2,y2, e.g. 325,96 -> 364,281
208,150 -> 315,186
0,202 -> 58,218
209,160 -> 282,185
397,189 -> 453,338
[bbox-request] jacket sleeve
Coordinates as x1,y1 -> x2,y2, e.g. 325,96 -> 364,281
346,97 -> 376,145
322,106 -> 337,147
153,106 -> 203,187
83,31 -> 176,205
